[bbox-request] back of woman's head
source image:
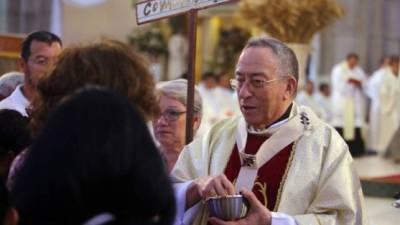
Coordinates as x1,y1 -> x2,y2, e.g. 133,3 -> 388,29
12,87 -> 174,225
31,39 -> 159,136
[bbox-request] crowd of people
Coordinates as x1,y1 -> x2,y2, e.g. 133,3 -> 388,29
0,29 -> 398,225
295,53 -> 400,159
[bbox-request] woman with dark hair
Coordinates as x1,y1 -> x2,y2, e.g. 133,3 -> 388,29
11,88 -> 175,225
30,39 -> 159,136
7,38 -> 160,189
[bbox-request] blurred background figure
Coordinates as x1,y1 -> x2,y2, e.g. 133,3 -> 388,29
197,71 -> 220,135
331,53 -> 367,157
197,71 -> 219,94
295,80 -> 327,121
10,88 -> 175,225
167,30 -> 188,80
0,179 -> 18,225
0,31 -> 62,117
217,72 -> 232,91
382,56 -> 400,162
215,72 -> 240,118
153,79 -> 202,172
197,71 -> 240,135
366,55 -> 399,155
0,109 -> 30,180
314,83 -> 333,124
372,56 -> 391,79
0,72 -> 24,101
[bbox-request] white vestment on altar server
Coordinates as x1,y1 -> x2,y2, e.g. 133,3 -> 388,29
367,68 -> 400,152
314,92 -> 333,124
295,91 -> 327,121
331,62 -> 367,140
172,104 -> 367,225
197,84 -> 240,136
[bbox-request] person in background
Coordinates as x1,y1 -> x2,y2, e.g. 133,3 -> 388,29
314,83 -> 333,124
331,53 -> 367,157
153,79 -> 202,172
382,56 -> 400,161
0,109 -> 30,180
10,88 -> 175,225
365,55 -> 395,155
0,72 -> 24,101
0,31 -> 62,117
196,72 -> 220,135
216,72 -> 241,119
295,80 -> 327,121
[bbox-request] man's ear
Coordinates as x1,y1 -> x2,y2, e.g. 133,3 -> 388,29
283,76 -> 297,100
4,208 -> 19,225
193,114 -> 202,134
19,58 -> 28,74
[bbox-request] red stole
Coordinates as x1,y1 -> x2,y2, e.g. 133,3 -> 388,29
224,133 -> 293,210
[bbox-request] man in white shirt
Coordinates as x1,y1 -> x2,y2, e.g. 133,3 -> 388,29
172,38 -> 366,225
0,31 -> 62,117
0,71 -> 24,101
330,53 -> 367,157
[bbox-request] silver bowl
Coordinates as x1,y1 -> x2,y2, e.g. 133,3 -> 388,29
206,195 -> 248,221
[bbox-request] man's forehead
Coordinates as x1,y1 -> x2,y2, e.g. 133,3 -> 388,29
235,47 -> 278,76
238,47 -> 277,64
29,40 -> 61,56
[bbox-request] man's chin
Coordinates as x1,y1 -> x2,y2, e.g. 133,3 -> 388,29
243,117 -> 261,127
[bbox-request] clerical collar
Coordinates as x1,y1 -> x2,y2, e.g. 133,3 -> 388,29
248,103 -> 293,135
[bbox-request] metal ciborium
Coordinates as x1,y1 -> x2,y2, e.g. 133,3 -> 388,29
207,195 -> 248,221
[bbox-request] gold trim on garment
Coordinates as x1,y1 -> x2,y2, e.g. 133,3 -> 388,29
254,176 -> 268,207
273,141 -> 297,211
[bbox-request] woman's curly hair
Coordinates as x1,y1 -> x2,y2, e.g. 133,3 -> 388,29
30,39 -> 159,136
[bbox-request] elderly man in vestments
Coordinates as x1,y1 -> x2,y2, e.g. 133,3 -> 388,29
330,53 -> 367,157
172,38 -> 367,225
366,56 -> 399,154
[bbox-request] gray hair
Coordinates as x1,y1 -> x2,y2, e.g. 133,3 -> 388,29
156,79 -> 202,117
244,37 -> 299,82
0,71 -> 24,97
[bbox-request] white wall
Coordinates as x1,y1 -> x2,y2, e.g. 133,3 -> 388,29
62,0 -> 138,46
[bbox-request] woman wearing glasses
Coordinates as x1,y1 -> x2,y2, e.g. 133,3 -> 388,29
153,79 -> 203,172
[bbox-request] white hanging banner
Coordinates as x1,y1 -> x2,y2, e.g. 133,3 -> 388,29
136,0 -> 234,24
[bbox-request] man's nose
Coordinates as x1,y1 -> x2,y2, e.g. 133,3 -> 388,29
238,82 -> 252,99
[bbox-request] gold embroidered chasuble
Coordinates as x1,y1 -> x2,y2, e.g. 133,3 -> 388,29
172,105 -> 367,225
